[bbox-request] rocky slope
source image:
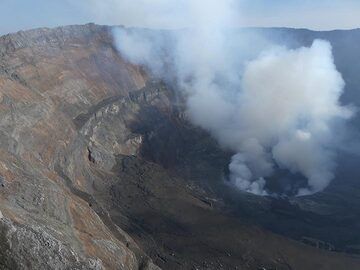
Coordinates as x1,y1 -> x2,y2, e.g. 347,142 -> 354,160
0,23 -> 359,269
0,23 -> 155,270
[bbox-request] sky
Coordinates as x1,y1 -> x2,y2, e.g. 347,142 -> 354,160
0,0 -> 360,35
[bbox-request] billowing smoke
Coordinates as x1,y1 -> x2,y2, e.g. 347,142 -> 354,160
109,0 -> 353,196
224,41 -> 353,196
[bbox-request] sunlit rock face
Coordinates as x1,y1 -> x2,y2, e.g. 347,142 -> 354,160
0,23 -> 155,270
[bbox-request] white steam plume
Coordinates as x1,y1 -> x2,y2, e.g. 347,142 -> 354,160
108,0 -> 353,196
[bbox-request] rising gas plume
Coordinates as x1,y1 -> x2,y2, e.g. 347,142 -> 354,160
107,0 -> 354,196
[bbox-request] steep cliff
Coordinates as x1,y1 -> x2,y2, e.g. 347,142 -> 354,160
0,23 -> 157,270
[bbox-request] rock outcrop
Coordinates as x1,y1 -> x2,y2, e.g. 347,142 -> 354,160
0,23 -> 155,270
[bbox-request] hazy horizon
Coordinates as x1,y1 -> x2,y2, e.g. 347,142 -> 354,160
1,0 -> 359,35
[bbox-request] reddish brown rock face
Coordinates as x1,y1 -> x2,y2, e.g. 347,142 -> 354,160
0,23 -> 152,270
0,24 -> 359,270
